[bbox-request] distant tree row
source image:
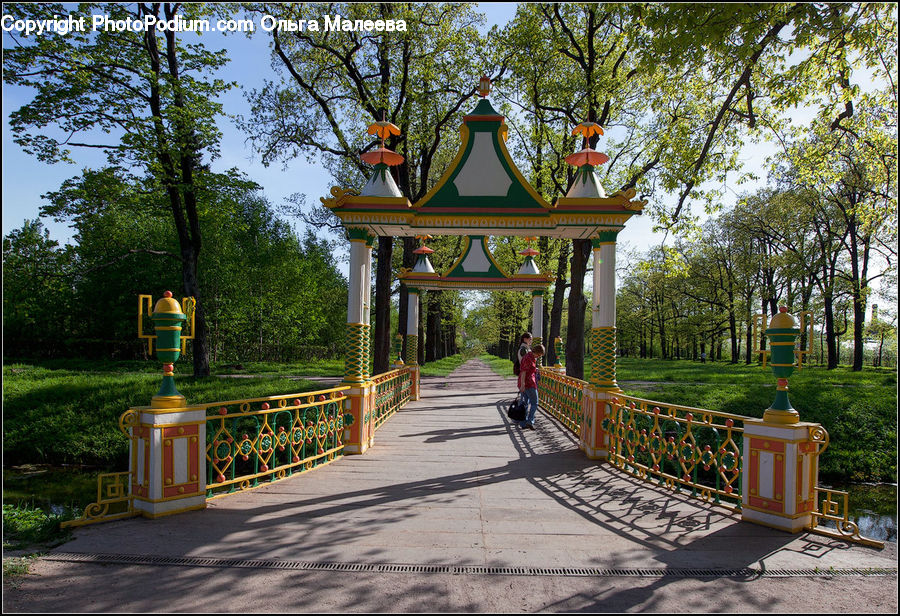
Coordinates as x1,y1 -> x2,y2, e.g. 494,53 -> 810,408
3,169 -> 348,363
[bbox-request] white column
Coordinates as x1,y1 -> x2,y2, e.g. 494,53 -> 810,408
347,238 -> 367,324
406,290 -> 419,341
532,292 -> 544,340
363,238 -> 373,326
593,242 -> 616,328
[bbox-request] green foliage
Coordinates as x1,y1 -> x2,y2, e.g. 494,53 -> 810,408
419,354 -> 468,377
3,168 -> 348,363
2,504 -> 73,550
478,353 -> 515,379
1,362 -> 336,467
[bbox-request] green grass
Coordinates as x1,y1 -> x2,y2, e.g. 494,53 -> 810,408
478,353 -> 515,378
482,354 -> 897,483
2,503 -> 74,550
419,354 -> 469,377
4,355 -> 895,483
2,362 -> 340,468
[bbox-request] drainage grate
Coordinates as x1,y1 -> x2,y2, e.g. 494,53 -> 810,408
44,553 -> 897,578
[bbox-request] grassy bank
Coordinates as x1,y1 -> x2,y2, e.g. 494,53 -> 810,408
4,355 -> 895,482
2,361 -> 340,468
482,355 -> 896,483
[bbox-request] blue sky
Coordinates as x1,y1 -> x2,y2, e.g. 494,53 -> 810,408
0,2 -> 832,266
2,2 -> 685,259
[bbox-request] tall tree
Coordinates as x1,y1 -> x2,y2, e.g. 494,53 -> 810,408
4,2 -> 233,376
243,2 -> 489,374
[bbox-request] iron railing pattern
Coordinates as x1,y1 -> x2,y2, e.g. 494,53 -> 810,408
538,368 -> 584,434
810,486 -> 884,548
205,387 -> 348,498
605,393 -> 745,512
372,366 -> 412,431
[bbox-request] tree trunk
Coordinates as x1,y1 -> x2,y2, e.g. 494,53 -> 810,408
373,235 -> 392,375
548,242 -> 569,366
565,239 -> 590,379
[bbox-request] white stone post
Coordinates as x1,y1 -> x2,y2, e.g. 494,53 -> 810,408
581,232 -> 619,460
406,287 -> 420,400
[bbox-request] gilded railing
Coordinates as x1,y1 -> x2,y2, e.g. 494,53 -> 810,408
605,393 -> 745,512
810,487 -> 884,548
61,409 -> 141,527
372,366 -> 412,431
205,387 -> 349,498
538,368 -> 584,435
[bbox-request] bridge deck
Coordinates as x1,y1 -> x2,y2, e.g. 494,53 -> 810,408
6,359 -> 896,612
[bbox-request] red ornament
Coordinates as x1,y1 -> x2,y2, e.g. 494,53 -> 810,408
261,402 -> 270,410
294,399 -> 301,406
163,364 -> 174,373
242,455 -> 249,461
318,395 -> 326,402
219,407 -> 228,415
724,486 -> 733,494
260,464 -> 268,472
216,474 -> 225,483
686,413 -> 693,422
163,291 -> 173,298
725,419 -> 734,428
292,456 -> 300,463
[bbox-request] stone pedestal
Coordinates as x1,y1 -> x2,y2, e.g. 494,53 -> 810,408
741,420 -> 821,532
580,387 -> 613,460
132,406 -> 207,518
342,382 -> 375,455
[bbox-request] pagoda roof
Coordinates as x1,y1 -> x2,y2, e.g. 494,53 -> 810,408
398,235 -> 552,292
412,98 -> 551,214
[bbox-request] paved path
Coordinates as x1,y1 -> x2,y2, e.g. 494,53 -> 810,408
3,359 -> 896,612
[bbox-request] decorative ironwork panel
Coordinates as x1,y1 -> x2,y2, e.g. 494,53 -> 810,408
62,409 -> 140,527
538,369 -> 585,434
205,387 -> 349,499
809,487 -> 884,548
605,394 -> 745,512
372,367 -> 412,431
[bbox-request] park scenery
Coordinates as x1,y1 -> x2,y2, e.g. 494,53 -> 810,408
2,2 -> 897,609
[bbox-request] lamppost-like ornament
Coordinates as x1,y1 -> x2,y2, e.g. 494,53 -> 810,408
139,291 -> 195,408
763,306 -> 801,424
478,74 -> 492,98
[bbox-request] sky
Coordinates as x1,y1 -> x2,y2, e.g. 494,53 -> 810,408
0,2 -> 859,284
0,1 -> 693,259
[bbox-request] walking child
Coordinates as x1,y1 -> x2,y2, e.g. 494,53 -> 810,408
517,343 -> 544,430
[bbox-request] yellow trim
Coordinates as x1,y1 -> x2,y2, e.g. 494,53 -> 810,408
742,503 -> 812,520
441,235 -> 473,275
341,195 -> 411,207
441,236 -> 515,280
61,510 -> 138,528
206,450 -> 344,500
138,502 -> 207,519
139,421 -> 203,431
744,430 -> 819,445
495,127 -> 553,209
150,394 -> 187,409
135,490 -> 207,503
412,124 -> 470,209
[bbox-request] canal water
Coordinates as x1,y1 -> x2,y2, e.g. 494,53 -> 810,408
3,465 -> 897,543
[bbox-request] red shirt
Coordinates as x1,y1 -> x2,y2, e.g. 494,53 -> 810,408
520,352 -> 538,389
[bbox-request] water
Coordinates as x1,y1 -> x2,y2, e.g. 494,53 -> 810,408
3,466 -> 897,543
815,482 -> 898,544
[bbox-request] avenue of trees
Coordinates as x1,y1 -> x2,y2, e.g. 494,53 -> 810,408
3,3 -> 896,375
